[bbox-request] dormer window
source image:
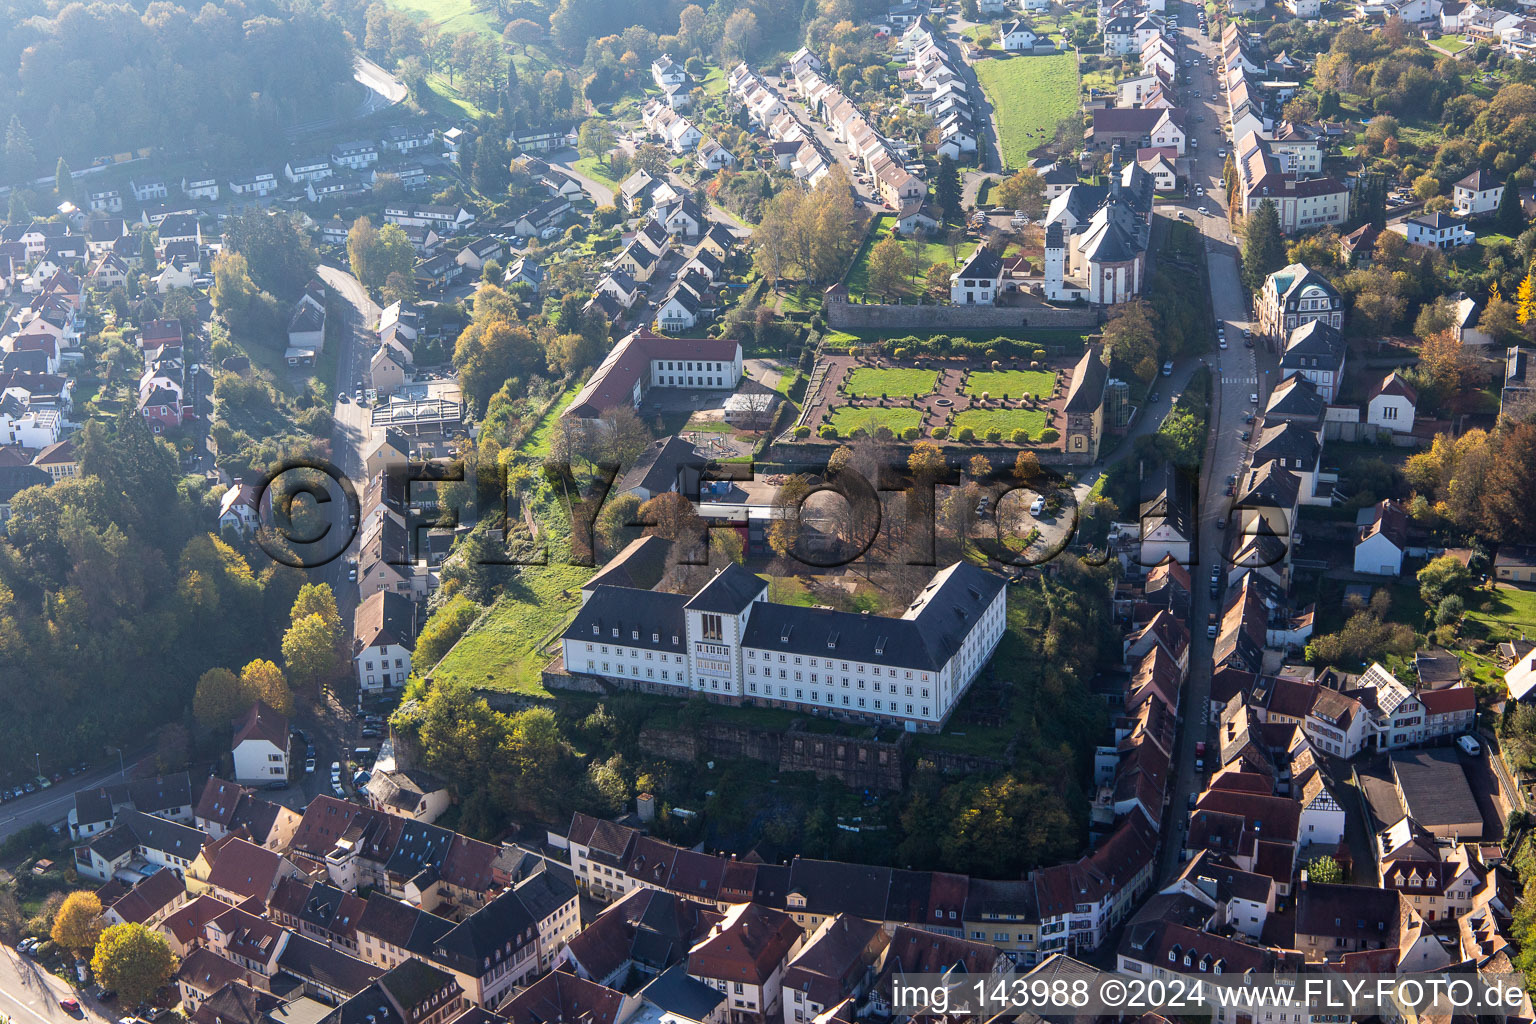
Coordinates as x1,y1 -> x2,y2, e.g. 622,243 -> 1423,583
592,625 -> 599,635
612,628 -> 619,638
632,630 -> 639,640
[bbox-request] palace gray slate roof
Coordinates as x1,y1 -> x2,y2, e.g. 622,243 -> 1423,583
565,588 -> 689,652
684,563 -> 768,615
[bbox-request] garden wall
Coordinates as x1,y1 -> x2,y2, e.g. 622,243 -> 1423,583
827,298 -> 1100,332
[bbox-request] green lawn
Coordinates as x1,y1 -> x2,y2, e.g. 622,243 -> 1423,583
845,367 -> 939,398
844,214 -> 978,300
827,405 -> 925,435
572,156 -> 622,192
421,75 -> 489,120
1465,587 -> 1536,631
428,563 -> 594,695
974,52 -> 1080,169
963,370 -> 1056,400
701,66 -> 728,96
952,407 -> 1049,438
518,380 -> 583,458
380,0 -> 501,35
1428,34 -> 1472,52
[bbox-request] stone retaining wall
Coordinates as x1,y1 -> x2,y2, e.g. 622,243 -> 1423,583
827,297 -> 1100,332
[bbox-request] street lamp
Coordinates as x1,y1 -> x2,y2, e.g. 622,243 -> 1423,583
35,752 -> 40,777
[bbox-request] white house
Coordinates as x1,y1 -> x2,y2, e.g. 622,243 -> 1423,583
695,140 -> 736,171
1354,499 -> 1408,577
354,590 -> 416,692
949,246 -> 1003,304
652,54 -> 689,88
331,140 -> 380,171
1392,212 -> 1474,249
231,702 -> 291,787
228,171 -> 279,197
1001,21 -> 1039,49
284,157 -> 333,184
219,481 -> 263,537
1453,168 -> 1504,217
1367,371 -> 1417,433
182,171 -> 220,201
88,187 -> 123,214
153,261 -> 198,294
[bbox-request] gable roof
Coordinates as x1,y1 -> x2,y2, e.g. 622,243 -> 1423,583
234,701 -> 289,748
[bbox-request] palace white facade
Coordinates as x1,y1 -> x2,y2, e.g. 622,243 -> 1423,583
560,562 -> 1006,732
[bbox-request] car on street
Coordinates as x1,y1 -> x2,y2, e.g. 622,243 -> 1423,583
1194,758 -> 1205,773
1147,391 -> 1160,403
1218,148 -> 1227,157
1250,393 -> 1259,404
1197,206 -> 1209,215
1219,338 -> 1228,349
1162,360 -> 1173,375
1195,185 -> 1205,196
1029,497 -> 1045,516
339,393 -> 349,403
305,757 -> 316,774
60,999 -> 81,1015
1240,431 -> 1251,441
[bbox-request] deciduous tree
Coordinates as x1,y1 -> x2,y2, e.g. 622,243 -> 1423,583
192,667 -> 247,729
239,659 -> 293,715
866,236 -> 907,298
51,892 -> 103,955
993,168 -> 1045,219
91,924 -> 178,1007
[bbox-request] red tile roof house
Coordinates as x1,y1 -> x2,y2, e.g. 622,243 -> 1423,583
686,902 -> 804,1024
232,701 -> 291,787
780,915 -> 889,1024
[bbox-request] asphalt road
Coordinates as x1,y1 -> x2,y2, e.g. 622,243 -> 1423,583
1152,0 -> 1283,885
0,948 -> 108,1024
548,150 -> 615,209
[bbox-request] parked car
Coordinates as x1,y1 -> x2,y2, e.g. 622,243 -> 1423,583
1458,735 -> 1481,756
60,999 -> 81,1015
1162,360 -> 1174,376
1250,393 -> 1259,404
305,757 -> 316,774
1029,497 -> 1045,517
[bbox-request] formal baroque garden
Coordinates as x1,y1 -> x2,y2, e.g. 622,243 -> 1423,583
792,352 -> 1073,446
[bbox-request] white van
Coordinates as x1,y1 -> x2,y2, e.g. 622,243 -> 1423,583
1029,497 -> 1045,516
1457,735 -> 1481,756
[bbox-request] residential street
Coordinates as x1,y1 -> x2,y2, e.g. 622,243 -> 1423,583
0,947 -> 109,1024
317,263 -> 382,486
1151,0 -> 1282,883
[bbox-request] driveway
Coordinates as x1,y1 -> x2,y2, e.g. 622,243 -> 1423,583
548,148 -> 616,208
